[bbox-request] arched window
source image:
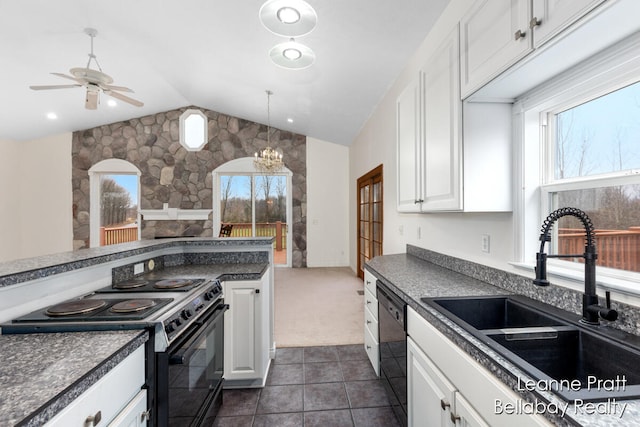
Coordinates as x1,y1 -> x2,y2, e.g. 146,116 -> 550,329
214,158 -> 293,266
88,159 -> 141,248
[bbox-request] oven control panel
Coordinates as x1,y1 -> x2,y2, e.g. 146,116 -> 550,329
163,279 -> 223,342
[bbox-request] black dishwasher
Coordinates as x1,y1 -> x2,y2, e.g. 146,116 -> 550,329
377,281 -> 407,426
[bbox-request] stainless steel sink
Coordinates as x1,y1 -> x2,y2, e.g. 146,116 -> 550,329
423,295 -> 640,401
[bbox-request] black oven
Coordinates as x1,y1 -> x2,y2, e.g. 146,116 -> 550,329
156,298 -> 228,426
377,281 -> 407,427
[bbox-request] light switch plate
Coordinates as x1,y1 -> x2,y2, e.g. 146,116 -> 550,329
134,262 -> 144,275
481,234 -> 490,253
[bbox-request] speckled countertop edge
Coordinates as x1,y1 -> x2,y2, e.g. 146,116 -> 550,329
1,330 -> 148,427
0,237 -> 274,287
366,252 -> 640,427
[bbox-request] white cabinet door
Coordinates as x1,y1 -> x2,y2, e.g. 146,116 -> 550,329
531,0 -> 605,48
421,26 -> 463,211
453,392 -> 490,427
396,78 -> 422,212
407,337 -> 456,427
223,271 -> 270,385
107,390 -> 148,427
46,346 -> 145,427
460,0 -> 531,98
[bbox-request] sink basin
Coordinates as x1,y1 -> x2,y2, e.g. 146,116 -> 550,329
426,296 -> 565,330
423,295 -> 640,401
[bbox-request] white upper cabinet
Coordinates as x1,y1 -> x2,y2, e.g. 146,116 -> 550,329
461,0 -> 606,98
531,0 -> 605,48
460,0 -> 531,99
396,79 -> 421,213
421,26 -> 463,211
396,26 -> 462,213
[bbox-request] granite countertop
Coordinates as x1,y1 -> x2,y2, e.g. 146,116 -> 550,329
141,263 -> 269,282
0,330 -> 148,427
366,253 -> 640,427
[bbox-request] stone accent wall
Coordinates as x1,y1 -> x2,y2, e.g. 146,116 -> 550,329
72,106 -> 307,267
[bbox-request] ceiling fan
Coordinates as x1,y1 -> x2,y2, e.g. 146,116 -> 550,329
30,28 -> 143,110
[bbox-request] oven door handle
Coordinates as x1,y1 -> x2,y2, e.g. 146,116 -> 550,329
169,303 -> 229,365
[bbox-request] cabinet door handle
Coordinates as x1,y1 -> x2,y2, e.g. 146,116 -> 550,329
440,399 -> 450,411
85,410 -> 102,426
514,29 -> 526,40
530,17 -> 541,29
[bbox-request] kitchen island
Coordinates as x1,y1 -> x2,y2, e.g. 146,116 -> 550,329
0,237 -> 274,426
366,245 -> 640,426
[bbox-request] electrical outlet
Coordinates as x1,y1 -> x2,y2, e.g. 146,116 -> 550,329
134,262 -> 144,275
399,225 -> 404,236
417,226 -> 422,240
481,234 -> 490,253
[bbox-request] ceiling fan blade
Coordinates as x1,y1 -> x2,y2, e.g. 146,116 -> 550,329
85,90 -> 99,110
106,90 -> 144,107
102,84 -> 133,93
30,84 -> 81,90
51,72 -> 83,83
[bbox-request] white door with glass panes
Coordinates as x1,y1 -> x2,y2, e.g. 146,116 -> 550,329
214,157 -> 292,266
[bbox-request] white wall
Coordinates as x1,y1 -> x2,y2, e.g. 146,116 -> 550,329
349,0 -> 517,273
0,133 -> 73,262
306,137 -> 349,267
0,139 -> 21,261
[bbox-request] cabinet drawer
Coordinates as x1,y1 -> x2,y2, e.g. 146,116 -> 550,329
364,323 -> 380,376
46,345 -> 145,426
364,269 -> 377,295
364,304 -> 378,340
364,287 -> 378,320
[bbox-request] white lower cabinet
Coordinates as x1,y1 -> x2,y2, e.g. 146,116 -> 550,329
223,268 -> 271,387
407,307 -> 551,427
363,269 -> 379,375
45,345 -> 147,426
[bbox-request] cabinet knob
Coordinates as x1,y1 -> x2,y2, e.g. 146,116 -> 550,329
530,17 -> 542,29
366,345 -> 372,350
85,410 -> 102,426
141,410 -> 151,422
451,412 -> 461,423
440,399 -> 450,411
366,280 -> 371,285
366,320 -> 372,324
366,300 -> 372,305
514,29 -> 526,41
255,289 -> 260,294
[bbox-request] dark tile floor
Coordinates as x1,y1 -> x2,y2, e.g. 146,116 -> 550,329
213,345 -> 400,427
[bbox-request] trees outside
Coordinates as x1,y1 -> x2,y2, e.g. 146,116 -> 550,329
100,177 -> 135,227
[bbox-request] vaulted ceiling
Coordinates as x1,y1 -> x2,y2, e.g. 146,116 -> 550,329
0,0 -> 449,145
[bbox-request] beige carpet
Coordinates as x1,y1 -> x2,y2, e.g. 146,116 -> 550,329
274,267 -> 365,347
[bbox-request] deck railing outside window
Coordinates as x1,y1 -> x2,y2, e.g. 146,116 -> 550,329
559,228 -> 640,272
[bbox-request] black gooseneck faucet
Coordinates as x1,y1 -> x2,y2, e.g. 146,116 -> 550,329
533,207 -> 618,325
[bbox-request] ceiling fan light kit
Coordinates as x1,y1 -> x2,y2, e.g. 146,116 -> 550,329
29,27 -> 143,110
259,0 -> 316,69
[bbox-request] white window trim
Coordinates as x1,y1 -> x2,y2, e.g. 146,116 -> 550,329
213,157 -> 293,267
88,159 -> 141,248
512,31 -> 640,298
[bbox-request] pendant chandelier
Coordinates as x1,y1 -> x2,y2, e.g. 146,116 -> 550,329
254,90 -> 284,173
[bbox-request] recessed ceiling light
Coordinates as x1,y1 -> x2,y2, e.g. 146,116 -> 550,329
270,40 -> 315,69
46,112 -> 57,120
283,47 -> 302,60
259,0 -> 317,37
107,99 -> 117,107
277,7 -> 300,24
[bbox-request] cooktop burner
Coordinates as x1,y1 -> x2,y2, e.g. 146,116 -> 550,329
46,299 -> 107,317
98,278 -> 206,293
154,279 -> 193,289
13,298 -> 173,322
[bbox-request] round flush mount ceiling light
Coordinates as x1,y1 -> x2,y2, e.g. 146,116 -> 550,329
259,0 -> 317,37
270,39 -> 315,69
